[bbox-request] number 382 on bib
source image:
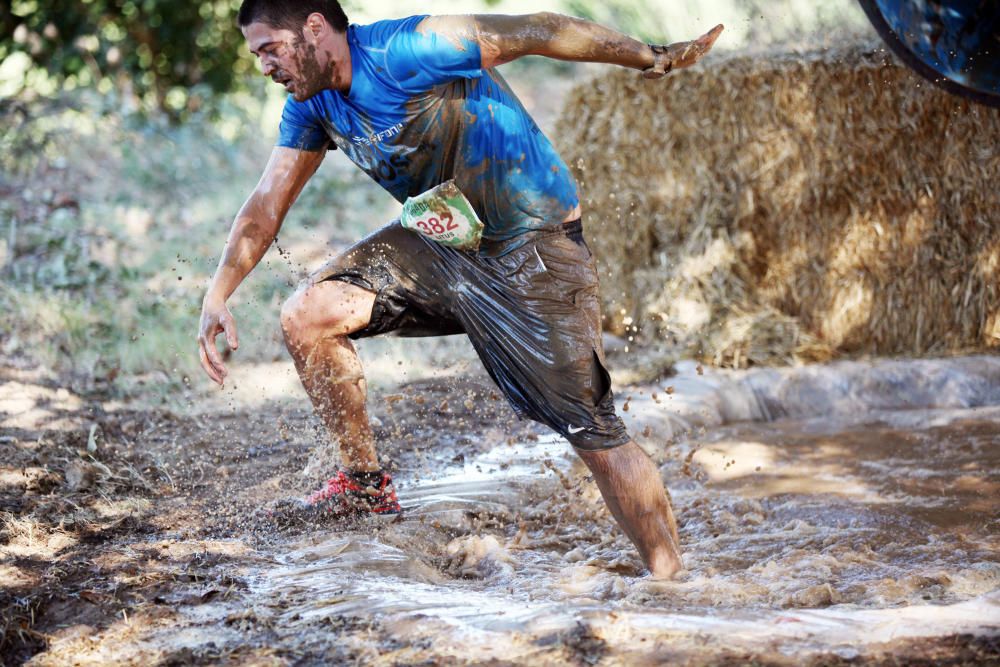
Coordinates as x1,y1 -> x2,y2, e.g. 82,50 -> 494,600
401,180 -> 485,251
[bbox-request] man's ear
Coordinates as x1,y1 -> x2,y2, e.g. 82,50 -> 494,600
304,12 -> 327,41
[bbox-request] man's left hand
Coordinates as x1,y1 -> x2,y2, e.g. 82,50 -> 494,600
644,24 -> 724,79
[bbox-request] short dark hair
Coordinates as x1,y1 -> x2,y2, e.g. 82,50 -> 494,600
238,0 -> 349,34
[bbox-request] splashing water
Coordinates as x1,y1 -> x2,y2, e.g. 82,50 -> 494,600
248,357 -> 1000,662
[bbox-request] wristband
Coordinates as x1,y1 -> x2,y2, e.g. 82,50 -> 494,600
642,44 -> 673,79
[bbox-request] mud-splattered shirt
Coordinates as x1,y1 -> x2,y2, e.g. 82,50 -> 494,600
276,15 -> 580,242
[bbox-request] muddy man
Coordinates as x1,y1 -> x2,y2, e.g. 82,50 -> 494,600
198,0 -> 722,579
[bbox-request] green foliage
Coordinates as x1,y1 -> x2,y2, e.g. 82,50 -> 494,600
1,0 -> 868,114
1,0 -> 258,114
0,96 -> 244,387
0,92 -> 394,397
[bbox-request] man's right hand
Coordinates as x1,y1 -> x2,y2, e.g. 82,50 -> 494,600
194,148 -> 325,387
198,297 -> 240,386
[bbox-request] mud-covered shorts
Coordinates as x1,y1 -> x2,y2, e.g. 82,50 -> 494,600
313,219 -> 630,451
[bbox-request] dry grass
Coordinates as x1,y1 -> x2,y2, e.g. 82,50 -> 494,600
557,42 -> 1000,367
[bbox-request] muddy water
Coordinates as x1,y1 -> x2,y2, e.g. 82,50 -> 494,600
251,358 -> 1000,662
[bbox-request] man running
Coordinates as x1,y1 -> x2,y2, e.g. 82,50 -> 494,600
198,0 -> 722,579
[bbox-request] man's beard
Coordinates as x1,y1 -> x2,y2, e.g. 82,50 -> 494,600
291,41 -> 340,100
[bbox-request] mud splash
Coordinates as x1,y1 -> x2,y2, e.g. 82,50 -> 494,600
8,357 -> 999,664
246,357 -> 1000,663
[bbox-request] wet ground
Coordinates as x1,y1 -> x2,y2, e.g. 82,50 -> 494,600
2,355 -> 999,665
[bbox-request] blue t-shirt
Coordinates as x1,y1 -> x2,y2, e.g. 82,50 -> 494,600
277,15 -> 580,241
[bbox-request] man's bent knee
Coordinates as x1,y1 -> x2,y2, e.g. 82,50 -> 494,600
281,279 -> 376,349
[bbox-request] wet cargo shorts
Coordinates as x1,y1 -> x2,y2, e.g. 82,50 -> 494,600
312,219 -> 631,451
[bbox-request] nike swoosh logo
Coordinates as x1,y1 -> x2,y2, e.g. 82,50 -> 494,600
567,426 -> 587,434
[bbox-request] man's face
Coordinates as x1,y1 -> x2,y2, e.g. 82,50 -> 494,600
243,21 -> 331,102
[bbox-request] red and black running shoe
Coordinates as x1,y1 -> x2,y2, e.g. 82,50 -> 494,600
304,469 -> 402,520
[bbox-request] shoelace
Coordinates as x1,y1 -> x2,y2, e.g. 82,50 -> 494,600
306,471 -> 357,505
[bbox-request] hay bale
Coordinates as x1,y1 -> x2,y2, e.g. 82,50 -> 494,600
556,43 -> 1000,367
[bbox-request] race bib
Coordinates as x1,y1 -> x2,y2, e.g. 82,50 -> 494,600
401,180 -> 484,251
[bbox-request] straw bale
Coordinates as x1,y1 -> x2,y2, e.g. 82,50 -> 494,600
555,43 -> 1000,367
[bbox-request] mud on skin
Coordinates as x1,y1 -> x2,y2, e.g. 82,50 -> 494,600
292,38 -> 342,102
221,221 -> 268,271
477,13 -> 652,67
419,14 -> 653,69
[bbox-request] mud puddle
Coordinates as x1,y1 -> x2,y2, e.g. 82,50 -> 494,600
249,406 -> 1000,663
5,357 -> 1000,664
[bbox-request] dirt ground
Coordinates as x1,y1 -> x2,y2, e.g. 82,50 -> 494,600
2,354 -> 999,666
0,355 -> 545,665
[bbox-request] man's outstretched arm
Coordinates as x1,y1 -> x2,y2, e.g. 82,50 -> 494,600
419,13 -> 723,77
198,146 -> 325,385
